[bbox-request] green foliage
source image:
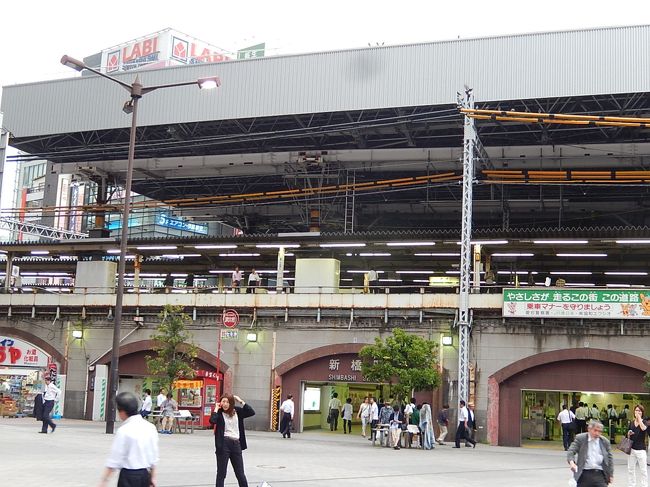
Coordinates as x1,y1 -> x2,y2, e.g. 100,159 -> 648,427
644,372 -> 650,392
359,328 -> 440,401
145,305 -> 198,393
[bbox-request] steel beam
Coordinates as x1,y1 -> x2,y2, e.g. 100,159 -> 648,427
456,88 -> 477,404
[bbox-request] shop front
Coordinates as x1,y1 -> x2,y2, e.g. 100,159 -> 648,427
0,334 -> 60,417
88,339 -> 230,423
173,370 -> 221,428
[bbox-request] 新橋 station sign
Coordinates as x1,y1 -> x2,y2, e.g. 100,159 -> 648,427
502,288 -> 650,320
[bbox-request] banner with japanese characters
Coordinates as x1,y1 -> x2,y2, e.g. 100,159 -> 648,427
502,288 -> 650,320
0,336 -> 50,367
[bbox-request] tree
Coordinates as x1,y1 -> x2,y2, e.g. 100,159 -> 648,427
644,372 -> 650,392
359,328 -> 440,401
145,305 -> 199,393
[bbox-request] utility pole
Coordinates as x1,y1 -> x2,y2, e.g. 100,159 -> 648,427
456,88 -> 477,405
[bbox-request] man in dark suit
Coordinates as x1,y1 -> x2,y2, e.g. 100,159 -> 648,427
465,403 -> 477,447
567,420 -> 613,487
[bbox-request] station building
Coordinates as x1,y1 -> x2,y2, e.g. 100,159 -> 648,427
2,25 -> 650,446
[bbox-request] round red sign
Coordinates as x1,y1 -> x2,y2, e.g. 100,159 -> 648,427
222,309 -> 239,328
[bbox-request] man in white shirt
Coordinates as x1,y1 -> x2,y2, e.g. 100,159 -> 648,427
156,390 -> 166,410
279,394 -> 294,438
404,397 -> 416,424
454,400 -> 475,448
140,389 -> 152,418
231,266 -> 243,292
367,269 -> 378,293
557,404 -> 576,451
368,397 -> 380,442
40,376 -> 61,434
99,392 -> 159,487
575,401 -> 588,434
328,392 -> 342,431
156,389 -> 166,427
247,269 -> 261,294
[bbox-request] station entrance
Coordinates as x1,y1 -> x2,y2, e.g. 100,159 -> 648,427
301,381 -> 389,432
520,389 -> 650,446
490,348 -> 650,446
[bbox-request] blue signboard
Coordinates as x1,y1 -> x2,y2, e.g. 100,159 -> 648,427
156,213 -> 208,235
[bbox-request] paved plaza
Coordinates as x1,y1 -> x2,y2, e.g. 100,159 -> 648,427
0,418 -> 632,486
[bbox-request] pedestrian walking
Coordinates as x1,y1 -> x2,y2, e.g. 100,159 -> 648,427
575,402 -> 588,434
342,398 -> 353,434
39,375 -> 60,434
98,392 -> 159,487
590,404 -> 600,421
607,404 -> 619,444
357,396 -> 370,438
436,404 -> 450,445
626,404 -> 648,487
368,397 -> 379,442
160,392 -> 178,434
567,419 -> 614,487
140,389 -> 152,418
210,394 -> 255,487
465,403 -> 477,447
155,389 -> 166,428
279,394 -> 294,438
328,392 -> 342,431
557,404 -> 576,451
419,402 -> 435,450
454,400 -> 476,448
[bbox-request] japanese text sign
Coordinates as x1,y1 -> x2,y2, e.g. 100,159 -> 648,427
502,288 -> 650,320
0,337 -> 49,367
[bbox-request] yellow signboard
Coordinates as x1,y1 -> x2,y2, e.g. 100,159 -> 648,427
429,276 -> 460,287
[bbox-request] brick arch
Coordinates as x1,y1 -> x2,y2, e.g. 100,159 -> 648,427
275,343 -> 367,376
487,348 -> 650,446
0,326 -> 65,365
95,339 -> 229,372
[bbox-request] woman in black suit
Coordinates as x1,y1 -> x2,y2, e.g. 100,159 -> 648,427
210,394 -> 255,487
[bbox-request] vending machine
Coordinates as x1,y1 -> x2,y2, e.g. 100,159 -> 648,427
174,369 -> 222,428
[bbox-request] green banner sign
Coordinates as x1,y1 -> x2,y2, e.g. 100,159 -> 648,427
502,288 -> 650,320
237,43 -> 265,60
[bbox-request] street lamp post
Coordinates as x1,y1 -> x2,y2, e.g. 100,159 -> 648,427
61,55 -> 220,433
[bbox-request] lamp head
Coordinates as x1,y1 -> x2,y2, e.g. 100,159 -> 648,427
197,77 -> 221,90
60,55 -> 86,72
72,330 -> 83,339
122,100 -> 134,114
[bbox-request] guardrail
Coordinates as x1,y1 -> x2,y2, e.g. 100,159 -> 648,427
0,285 -> 504,310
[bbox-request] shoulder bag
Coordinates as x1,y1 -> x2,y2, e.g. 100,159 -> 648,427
618,436 -> 633,455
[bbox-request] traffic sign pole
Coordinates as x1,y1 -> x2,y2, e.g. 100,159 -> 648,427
216,311 -> 223,401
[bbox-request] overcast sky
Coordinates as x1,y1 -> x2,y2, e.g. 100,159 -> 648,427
2,0 -> 650,90
0,0 -> 649,219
